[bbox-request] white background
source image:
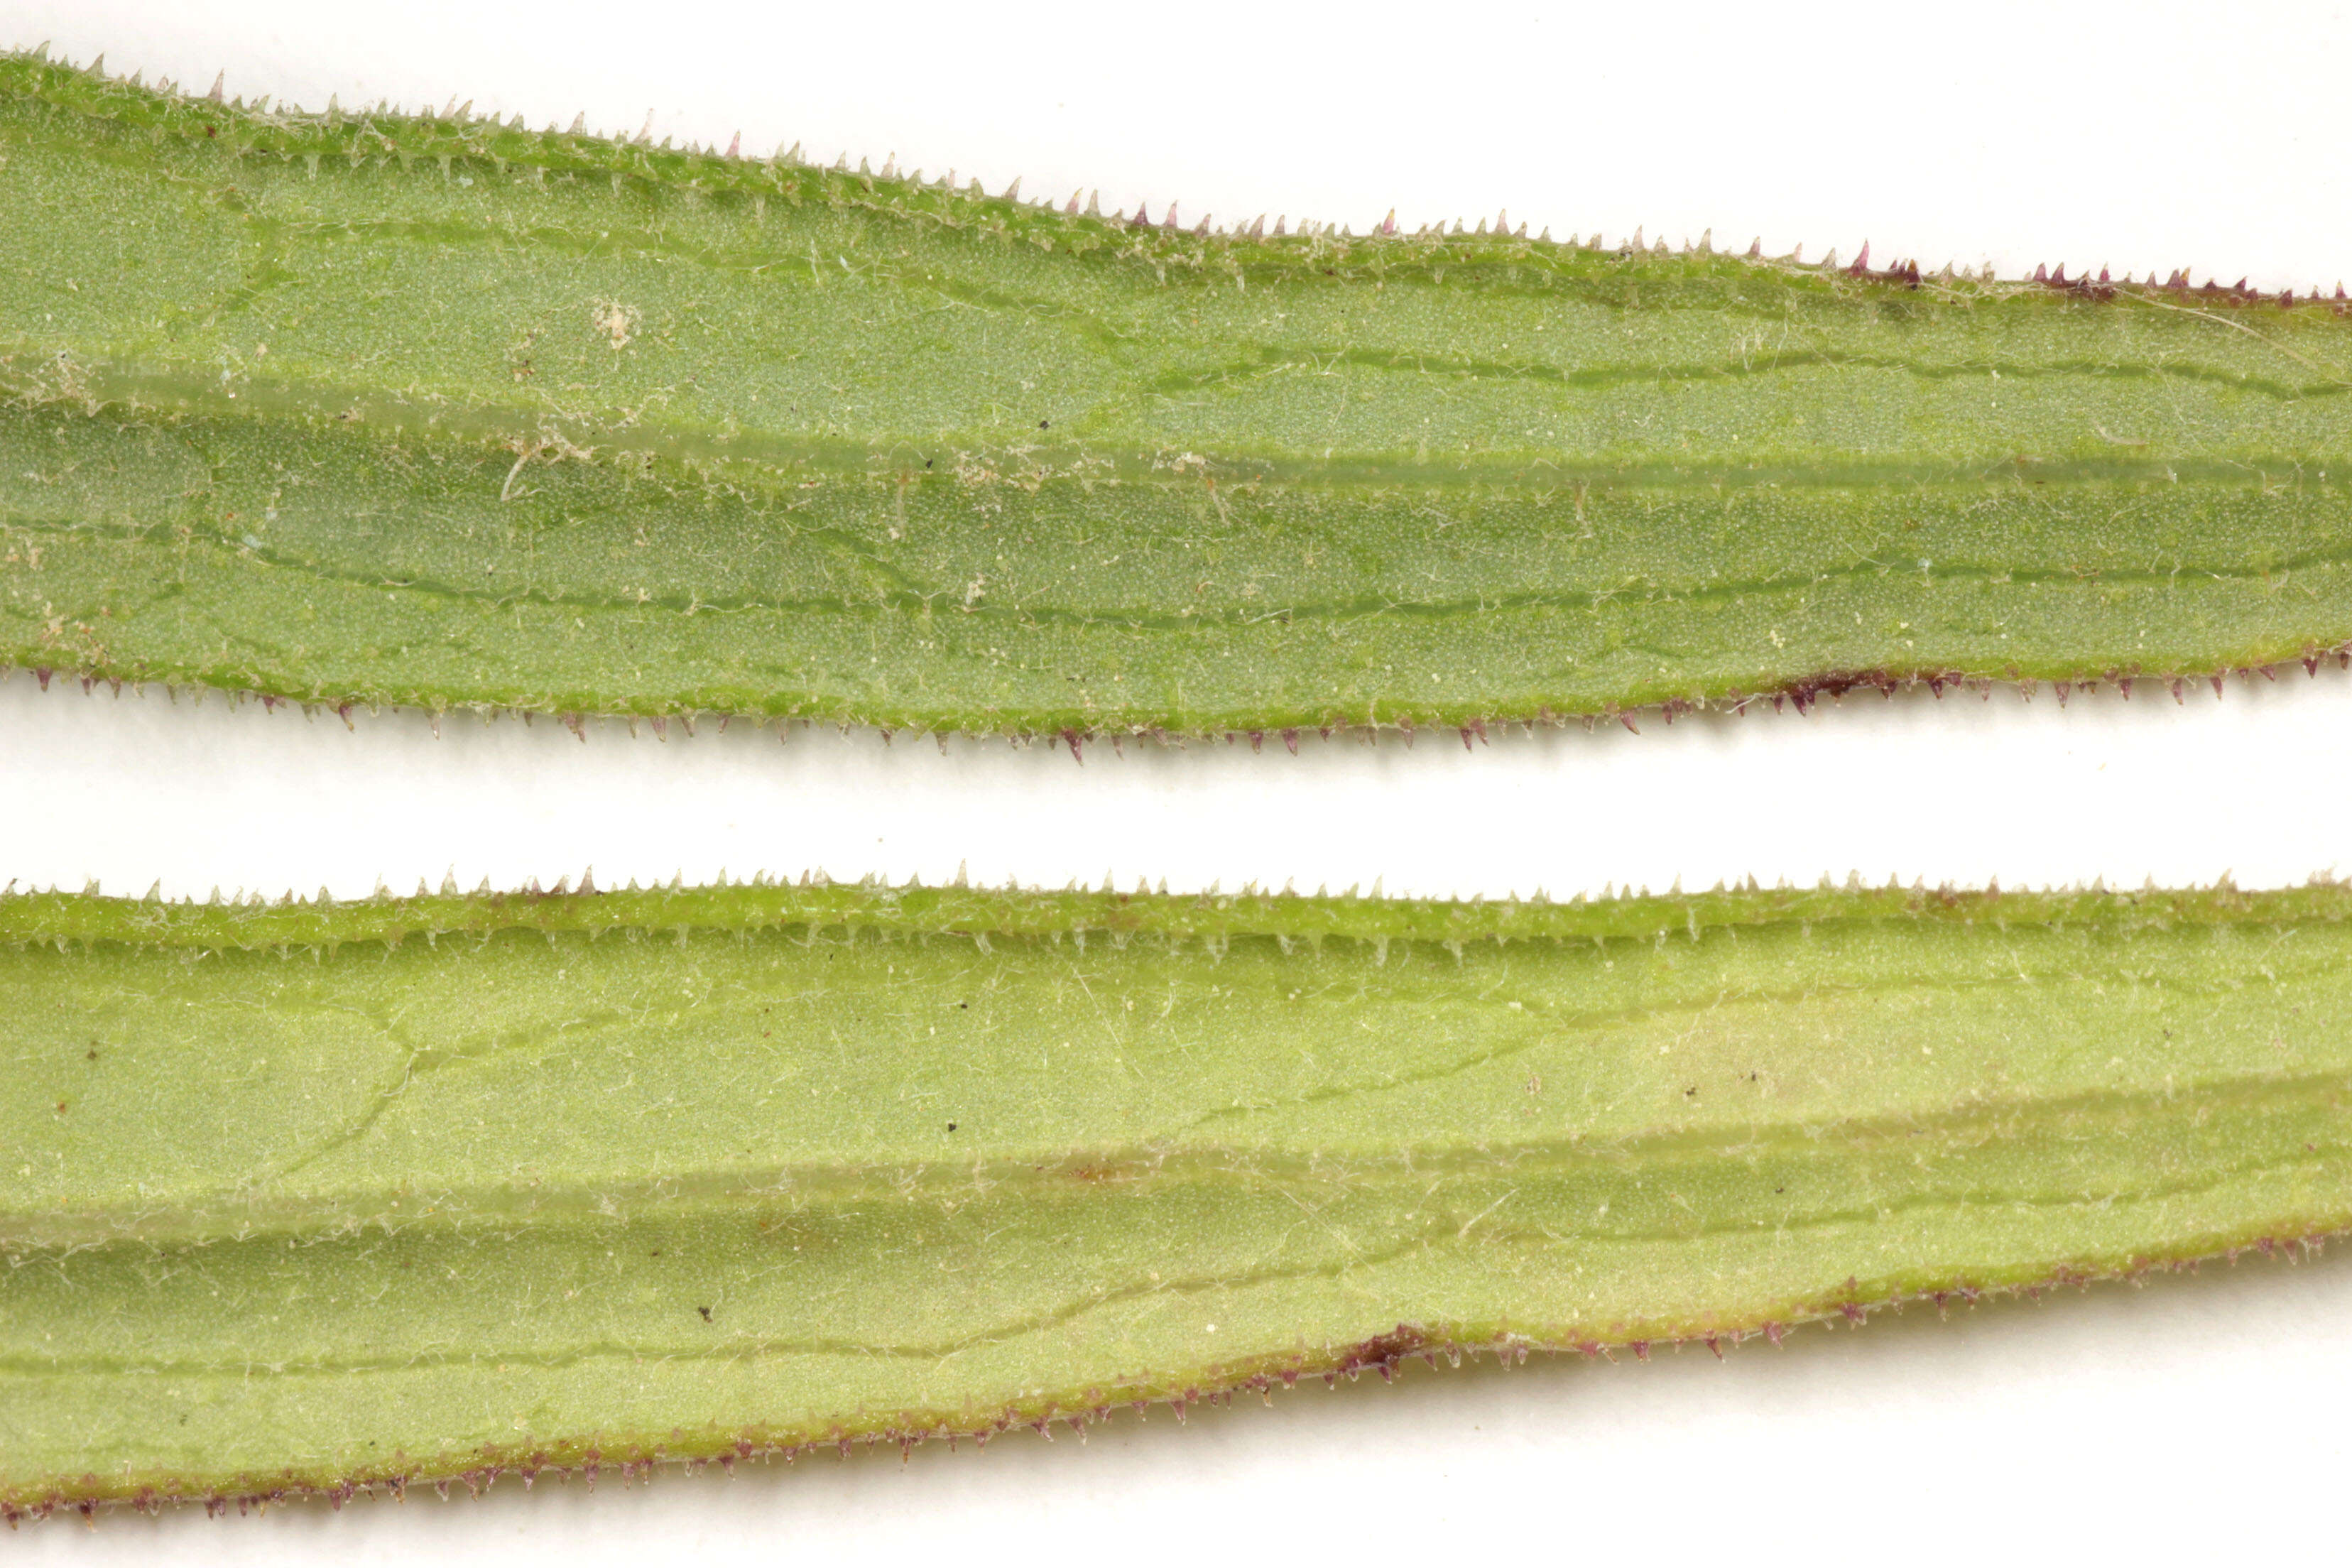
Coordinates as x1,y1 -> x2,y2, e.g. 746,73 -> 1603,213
6,1 -> 2352,1559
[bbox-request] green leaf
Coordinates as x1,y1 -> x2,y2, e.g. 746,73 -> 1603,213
4,54 -> 2348,734
6,878 -> 2350,1515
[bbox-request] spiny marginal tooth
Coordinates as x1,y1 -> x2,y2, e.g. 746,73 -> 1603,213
1193,214 -> 1212,236
207,70 -> 224,102
635,111 -> 654,145
1001,175 -> 1019,201
879,155 -> 898,180
857,156 -> 872,176
1790,241 -> 1804,263
1066,190 -> 1081,214
1697,227 -> 1712,253
1084,189 -> 1101,217
1475,217 -> 1488,236
1273,216 -> 1287,236
1494,207 -> 1508,232
831,151 -> 848,172
1821,246 -> 1839,271
1747,236 -> 1762,257
780,140 -> 801,164
1163,201 -> 1180,229
1630,226 -> 1643,251
1849,240 -> 1871,274
725,131 -> 741,158
1248,214 -> 1265,237
1380,208 -> 1398,236
1537,225 -> 1551,241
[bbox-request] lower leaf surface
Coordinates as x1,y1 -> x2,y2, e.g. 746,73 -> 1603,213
4,882 -> 2350,1515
